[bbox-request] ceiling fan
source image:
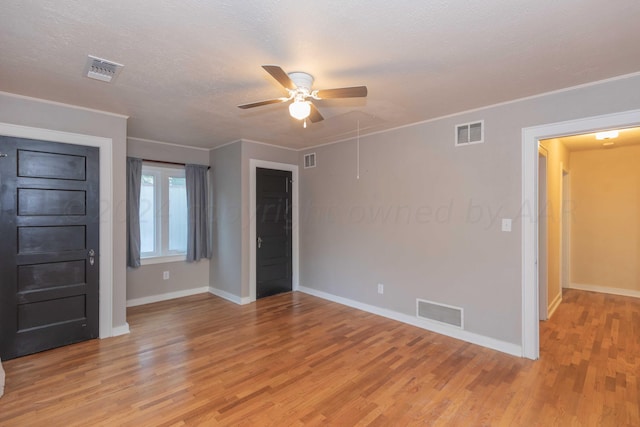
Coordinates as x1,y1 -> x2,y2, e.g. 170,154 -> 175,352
238,65 -> 367,126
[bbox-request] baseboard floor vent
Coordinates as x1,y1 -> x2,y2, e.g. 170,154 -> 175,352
417,299 -> 463,328
455,120 -> 484,146
304,152 -> 316,168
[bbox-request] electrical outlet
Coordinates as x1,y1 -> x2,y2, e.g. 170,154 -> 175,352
377,283 -> 384,294
163,271 -> 170,280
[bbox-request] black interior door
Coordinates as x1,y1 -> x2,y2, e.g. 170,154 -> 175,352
0,136 -> 99,360
256,168 -> 292,299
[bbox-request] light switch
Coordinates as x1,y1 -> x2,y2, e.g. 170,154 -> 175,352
501,218 -> 512,232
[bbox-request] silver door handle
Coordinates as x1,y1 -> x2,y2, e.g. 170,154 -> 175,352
89,249 -> 95,266
257,237 -> 262,249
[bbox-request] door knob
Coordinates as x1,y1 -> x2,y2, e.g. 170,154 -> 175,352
257,236 -> 262,249
88,249 -> 95,266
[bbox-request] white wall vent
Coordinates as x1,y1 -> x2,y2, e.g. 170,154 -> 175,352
304,152 -> 316,169
455,120 -> 484,146
83,55 -> 124,83
416,299 -> 463,328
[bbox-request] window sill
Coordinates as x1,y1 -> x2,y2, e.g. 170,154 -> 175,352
140,255 -> 186,266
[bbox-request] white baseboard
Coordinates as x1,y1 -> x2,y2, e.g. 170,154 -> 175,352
208,287 -> 252,305
566,283 -> 640,299
126,286 -> 209,307
548,292 -> 562,318
111,323 -> 130,337
297,286 -> 521,357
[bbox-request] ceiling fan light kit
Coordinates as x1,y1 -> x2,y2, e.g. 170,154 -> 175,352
238,65 -> 368,126
289,100 -> 311,120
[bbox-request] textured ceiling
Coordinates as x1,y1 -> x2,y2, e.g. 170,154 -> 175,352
2,1 -> 640,150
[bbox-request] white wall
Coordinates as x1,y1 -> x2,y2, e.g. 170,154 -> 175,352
299,73 -> 640,349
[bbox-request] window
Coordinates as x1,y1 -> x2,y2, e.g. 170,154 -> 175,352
139,164 -> 187,262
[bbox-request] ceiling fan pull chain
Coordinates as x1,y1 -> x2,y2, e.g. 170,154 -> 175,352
357,120 -> 360,180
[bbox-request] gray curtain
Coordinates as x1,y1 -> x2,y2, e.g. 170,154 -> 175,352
186,164 -> 211,262
126,157 -> 143,268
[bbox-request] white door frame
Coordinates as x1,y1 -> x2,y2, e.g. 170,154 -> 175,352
521,108 -> 640,359
249,159 -> 299,302
561,168 -> 571,290
0,122 -> 114,338
537,146 -> 548,321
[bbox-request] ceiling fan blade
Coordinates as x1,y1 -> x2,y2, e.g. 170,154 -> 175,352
316,86 -> 368,99
237,98 -> 288,109
308,103 -> 324,123
262,65 -> 296,90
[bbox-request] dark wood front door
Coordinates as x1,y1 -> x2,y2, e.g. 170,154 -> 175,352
256,168 -> 292,299
0,136 -> 100,360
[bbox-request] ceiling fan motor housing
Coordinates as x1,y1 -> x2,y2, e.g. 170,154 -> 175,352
288,72 -> 314,92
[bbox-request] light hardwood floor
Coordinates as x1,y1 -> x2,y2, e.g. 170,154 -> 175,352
0,289 -> 638,426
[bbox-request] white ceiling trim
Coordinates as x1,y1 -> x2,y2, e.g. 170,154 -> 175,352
0,90 -> 130,119
127,136 -> 211,152
209,139 -> 242,151
5,68 -> 639,156
210,138 -> 299,152
298,70 -> 640,152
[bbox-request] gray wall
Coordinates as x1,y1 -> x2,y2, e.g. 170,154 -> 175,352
127,260 -> 210,301
299,73 -> 640,345
210,142 -> 243,297
210,140 -> 298,299
126,138 -> 210,301
0,92 -> 129,330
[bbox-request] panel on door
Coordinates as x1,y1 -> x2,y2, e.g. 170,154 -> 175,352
0,136 -> 99,360
256,168 -> 292,299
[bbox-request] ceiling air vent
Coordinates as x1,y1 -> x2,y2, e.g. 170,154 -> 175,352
304,152 -> 316,169
417,299 -> 463,328
83,55 -> 124,83
455,120 -> 484,146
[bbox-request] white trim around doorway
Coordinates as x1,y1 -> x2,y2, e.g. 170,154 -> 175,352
521,108 -> 640,360
249,159 -> 299,303
0,122 -> 115,339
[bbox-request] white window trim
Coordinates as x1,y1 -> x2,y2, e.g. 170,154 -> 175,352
140,255 -> 186,265
140,163 -> 187,261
